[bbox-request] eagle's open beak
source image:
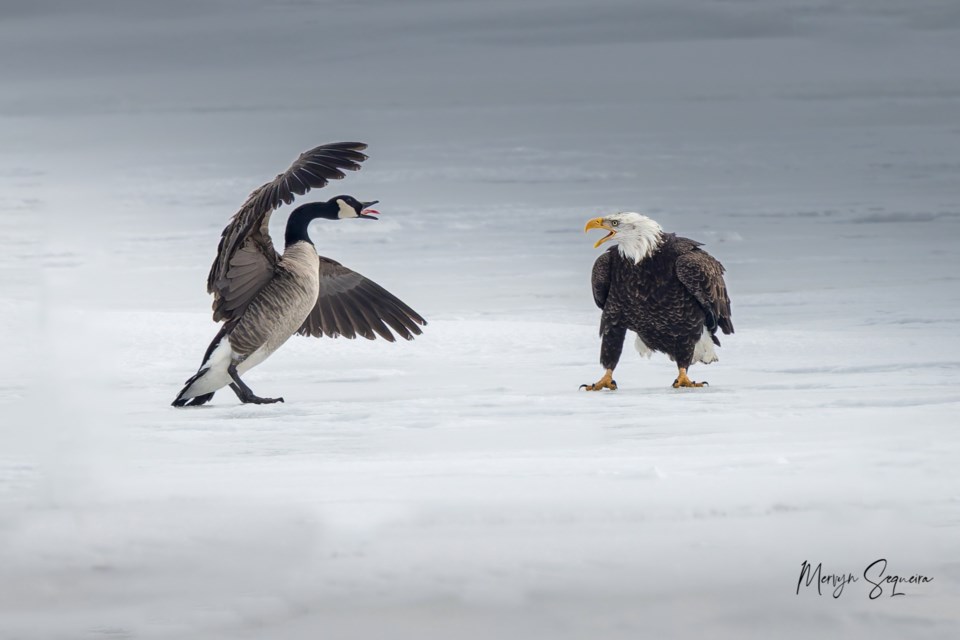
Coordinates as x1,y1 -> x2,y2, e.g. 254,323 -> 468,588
584,217 -> 615,248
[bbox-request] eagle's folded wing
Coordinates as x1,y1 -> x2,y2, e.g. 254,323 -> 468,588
676,251 -> 734,335
591,249 -> 613,309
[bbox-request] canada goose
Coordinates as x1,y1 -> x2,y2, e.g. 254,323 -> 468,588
172,142 -> 426,407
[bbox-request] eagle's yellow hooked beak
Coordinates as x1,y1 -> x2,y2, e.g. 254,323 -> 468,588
585,217 -> 616,248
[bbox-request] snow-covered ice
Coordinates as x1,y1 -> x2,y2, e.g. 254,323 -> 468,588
1,1 -> 959,638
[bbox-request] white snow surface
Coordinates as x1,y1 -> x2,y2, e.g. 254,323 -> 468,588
2,1 -> 960,638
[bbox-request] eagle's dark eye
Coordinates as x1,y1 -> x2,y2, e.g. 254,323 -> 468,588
611,220 -> 619,227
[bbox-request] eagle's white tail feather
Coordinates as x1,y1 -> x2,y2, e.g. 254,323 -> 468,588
634,330 -> 717,364
694,328 -> 719,364
634,334 -> 653,359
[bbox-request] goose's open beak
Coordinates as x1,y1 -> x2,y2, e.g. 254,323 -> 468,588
585,217 -> 615,248
359,200 -> 380,220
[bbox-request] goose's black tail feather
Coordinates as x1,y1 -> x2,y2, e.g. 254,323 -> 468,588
186,392 -> 215,406
172,326 -> 230,407
172,368 -> 216,407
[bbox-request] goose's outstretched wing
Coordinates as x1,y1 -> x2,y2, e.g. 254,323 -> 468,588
297,257 -> 427,342
206,142 -> 370,323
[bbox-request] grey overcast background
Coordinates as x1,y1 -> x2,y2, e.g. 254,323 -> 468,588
2,1 -> 959,639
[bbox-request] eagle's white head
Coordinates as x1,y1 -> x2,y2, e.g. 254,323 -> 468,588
584,212 -> 663,264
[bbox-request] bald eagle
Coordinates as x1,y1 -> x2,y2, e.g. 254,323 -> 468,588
582,212 -> 733,390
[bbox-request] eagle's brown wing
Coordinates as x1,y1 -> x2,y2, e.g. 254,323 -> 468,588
591,249 -> 613,309
675,250 -> 734,335
206,142 -> 370,323
297,257 -> 426,341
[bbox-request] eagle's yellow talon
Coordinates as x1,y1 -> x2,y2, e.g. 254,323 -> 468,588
581,370 -> 617,391
672,368 -> 706,388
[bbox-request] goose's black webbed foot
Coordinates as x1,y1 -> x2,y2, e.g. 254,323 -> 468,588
228,377 -> 284,405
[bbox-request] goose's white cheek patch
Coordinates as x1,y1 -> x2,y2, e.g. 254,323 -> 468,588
336,199 -> 357,219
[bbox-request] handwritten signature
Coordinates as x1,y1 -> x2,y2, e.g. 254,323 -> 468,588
796,559 -> 933,599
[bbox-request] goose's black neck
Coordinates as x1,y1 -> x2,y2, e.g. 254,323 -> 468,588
285,201 -> 337,247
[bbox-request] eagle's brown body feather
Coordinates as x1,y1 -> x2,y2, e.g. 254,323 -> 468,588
592,233 -> 733,371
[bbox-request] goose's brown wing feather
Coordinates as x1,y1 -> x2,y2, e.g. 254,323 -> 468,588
206,142 -> 370,323
297,257 -> 426,342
